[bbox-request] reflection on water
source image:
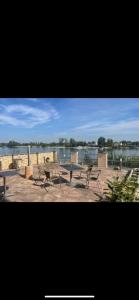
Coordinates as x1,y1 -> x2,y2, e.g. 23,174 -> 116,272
0,146 -> 139,161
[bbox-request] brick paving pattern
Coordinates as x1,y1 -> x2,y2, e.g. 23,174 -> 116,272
0,166 -> 127,202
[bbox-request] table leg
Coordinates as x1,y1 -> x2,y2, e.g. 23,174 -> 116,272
3,176 -> 6,194
1,175 -> 16,199
70,171 -> 72,183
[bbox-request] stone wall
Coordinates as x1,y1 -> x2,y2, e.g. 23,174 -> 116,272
0,152 -> 54,170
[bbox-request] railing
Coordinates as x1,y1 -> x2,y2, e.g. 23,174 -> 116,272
58,157 -> 139,169
59,158 -> 71,164
59,158 -> 98,165
108,160 -> 139,169
78,158 -> 97,165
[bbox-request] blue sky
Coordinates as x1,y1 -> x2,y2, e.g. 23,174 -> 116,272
0,98 -> 139,142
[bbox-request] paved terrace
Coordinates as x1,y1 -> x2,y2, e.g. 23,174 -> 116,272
0,166 -> 127,202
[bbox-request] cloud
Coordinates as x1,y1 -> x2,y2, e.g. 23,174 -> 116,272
0,104 -> 60,128
73,119 -> 139,136
75,121 -> 102,130
95,120 -> 139,132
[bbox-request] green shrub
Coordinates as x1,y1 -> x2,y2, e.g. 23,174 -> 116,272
105,173 -> 139,202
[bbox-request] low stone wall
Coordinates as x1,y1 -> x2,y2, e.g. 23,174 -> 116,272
0,152 -> 54,170
0,150 -> 109,170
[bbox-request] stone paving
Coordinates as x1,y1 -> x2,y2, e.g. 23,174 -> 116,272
0,166 -> 127,202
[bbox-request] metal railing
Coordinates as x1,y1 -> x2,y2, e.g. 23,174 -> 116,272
108,159 -> 139,169
56,156 -> 139,169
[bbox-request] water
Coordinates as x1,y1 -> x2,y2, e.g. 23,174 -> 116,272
1,146 -> 139,161
108,148 -> 139,159
0,146 -> 97,162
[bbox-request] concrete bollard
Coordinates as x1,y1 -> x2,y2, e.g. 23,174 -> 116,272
71,152 -> 78,164
53,151 -> 58,162
25,166 -> 33,179
98,152 -> 108,169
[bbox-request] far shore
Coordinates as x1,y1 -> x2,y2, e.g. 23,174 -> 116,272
1,145 -> 139,151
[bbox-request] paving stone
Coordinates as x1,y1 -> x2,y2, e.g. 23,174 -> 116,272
0,167 -> 127,202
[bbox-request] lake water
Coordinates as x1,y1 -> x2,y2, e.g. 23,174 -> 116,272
1,146 -> 139,162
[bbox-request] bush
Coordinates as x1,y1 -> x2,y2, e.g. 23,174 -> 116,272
105,172 -> 139,202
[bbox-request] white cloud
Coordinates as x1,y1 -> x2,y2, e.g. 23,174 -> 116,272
75,121 -> 102,130
0,104 -> 60,128
96,120 -> 139,132
73,119 -> 139,135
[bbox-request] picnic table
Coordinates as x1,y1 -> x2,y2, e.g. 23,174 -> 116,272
60,163 -> 84,185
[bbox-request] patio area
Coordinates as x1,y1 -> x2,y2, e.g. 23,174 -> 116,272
0,165 -> 127,202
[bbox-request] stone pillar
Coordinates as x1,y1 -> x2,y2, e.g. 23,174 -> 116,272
25,166 -> 33,179
71,152 -> 78,164
53,151 -> 58,162
98,152 -> 108,169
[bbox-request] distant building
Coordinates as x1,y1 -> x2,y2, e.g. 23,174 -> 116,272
87,141 -> 98,147
113,142 -> 120,147
113,142 -> 124,147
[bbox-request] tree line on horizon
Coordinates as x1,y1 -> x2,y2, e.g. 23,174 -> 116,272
1,138 -> 139,148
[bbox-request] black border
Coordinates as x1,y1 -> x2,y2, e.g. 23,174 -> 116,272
0,202 -> 139,299
0,53 -> 138,98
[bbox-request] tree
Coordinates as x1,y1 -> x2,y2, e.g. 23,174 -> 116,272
59,138 -> 65,145
106,139 -> 113,147
7,140 -> 20,147
59,138 -> 68,146
69,138 -> 77,147
98,137 -> 105,147
121,140 -> 127,147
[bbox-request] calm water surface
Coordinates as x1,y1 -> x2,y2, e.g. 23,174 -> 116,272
1,146 -> 139,162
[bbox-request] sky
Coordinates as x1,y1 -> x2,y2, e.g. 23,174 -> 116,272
0,98 -> 139,142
